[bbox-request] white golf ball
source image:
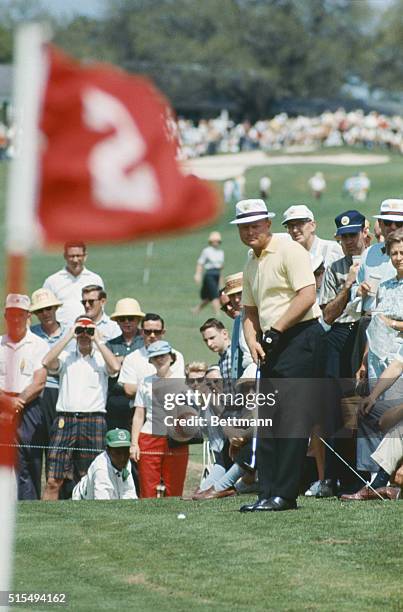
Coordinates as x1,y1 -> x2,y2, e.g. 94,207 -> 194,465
177,513 -> 186,520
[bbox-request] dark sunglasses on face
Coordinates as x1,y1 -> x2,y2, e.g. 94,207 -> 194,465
81,299 -> 99,306
75,326 -> 95,336
142,329 -> 163,336
383,220 -> 403,227
206,378 -> 220,386
116,316 -> 136,323
36,306 -> 53,314
187,376 -> 205,384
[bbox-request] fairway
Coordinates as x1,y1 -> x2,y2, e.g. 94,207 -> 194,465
13,498 -> 403,611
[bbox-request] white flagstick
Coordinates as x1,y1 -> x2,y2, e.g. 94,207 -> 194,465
0,23 -> 48,602
143,241 -> 154,284
6,23 -> 49,255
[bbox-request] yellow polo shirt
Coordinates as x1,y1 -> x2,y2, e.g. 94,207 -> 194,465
242,235 -> 320,331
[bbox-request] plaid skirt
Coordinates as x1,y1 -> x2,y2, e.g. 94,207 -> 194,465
47,413 -> 106,480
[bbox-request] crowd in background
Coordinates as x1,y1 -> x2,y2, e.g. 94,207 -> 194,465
177,108 -> 403,159
2,108 -> 403,163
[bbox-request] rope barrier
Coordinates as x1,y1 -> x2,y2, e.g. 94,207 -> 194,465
0,443 -> 183,457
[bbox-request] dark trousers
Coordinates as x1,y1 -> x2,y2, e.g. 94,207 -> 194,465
258,320 -> 324,501
323,322 -> 359,482
40,387 -> 58,476
17,400 -> 46,500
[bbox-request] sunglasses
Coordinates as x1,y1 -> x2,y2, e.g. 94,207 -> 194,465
116,316 -> 137,323
206,378 -> 220,386
75,326 -> 95,336
187,376 -> 205,384
383,220 -> 403,227
35,306 -> 53,314
81,299 -> 100,306
142,329 -> 163,336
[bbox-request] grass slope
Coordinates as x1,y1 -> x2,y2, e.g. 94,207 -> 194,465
13,498 -> 403,611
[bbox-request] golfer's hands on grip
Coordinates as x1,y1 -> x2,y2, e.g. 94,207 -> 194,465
250,340 -> 265,365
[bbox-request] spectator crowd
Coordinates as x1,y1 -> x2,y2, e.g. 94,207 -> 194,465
177,108 -> 403,159
1,198 -> 402,508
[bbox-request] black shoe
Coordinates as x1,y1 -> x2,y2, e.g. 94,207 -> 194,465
257,496 -> 297,512
315,479 -> 336,498
239,498 -> 271,513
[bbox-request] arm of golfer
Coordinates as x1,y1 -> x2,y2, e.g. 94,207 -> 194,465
273,284 -> 316,332
243,306 -> 265,364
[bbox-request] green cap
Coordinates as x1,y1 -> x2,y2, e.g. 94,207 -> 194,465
105,429 -> 131,448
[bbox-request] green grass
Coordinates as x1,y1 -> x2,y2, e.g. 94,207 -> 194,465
1,147 -> 403,363
13,498 -> 403,611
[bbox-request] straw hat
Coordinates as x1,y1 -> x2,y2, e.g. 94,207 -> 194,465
223,272 -> 243,296
230,199 -> 275,225
30,289 -> 62,312
110,298 -> 145,320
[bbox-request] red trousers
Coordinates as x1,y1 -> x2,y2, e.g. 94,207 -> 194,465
138,433 -> 189,498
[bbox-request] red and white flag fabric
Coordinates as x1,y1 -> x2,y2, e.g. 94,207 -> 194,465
37,46 -> 220,244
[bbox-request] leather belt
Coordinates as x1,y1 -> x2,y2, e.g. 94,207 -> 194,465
58,412 -> 105,418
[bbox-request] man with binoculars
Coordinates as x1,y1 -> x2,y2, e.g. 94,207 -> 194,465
42,316 -> 120,500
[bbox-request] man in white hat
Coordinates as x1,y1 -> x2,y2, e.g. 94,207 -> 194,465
43,241 -> 104,327
106,298 -> 145,432
0,294 -> 48,499
231,199 -> 324,512
30,289 -> 70,480
282,204 -> 343,268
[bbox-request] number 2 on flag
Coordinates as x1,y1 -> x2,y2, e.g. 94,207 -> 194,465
82,87 -> 161,212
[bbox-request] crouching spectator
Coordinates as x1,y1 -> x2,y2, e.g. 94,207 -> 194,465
42,316 -> 120,500
72,429 -> 137,500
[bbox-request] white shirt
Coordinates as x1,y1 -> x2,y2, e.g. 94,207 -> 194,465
309,235 -> 343,269
43,266 -> 104,327
54,348 -> 110,413
95,312 -> 120,342
134,373 -> 186,435
72,451 -> 137,500
118,345 -> 185,389
0,330 -> 48,394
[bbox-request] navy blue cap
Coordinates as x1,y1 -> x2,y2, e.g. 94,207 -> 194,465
334,210 -> 365,236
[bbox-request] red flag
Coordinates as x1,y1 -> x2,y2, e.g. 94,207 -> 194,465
37,46 -> 220,244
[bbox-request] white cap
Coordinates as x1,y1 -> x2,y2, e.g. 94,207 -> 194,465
373,199 -> 403,222
5,294 -> 31,311
230,199 -> 275,225
282,204 -> 314,225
